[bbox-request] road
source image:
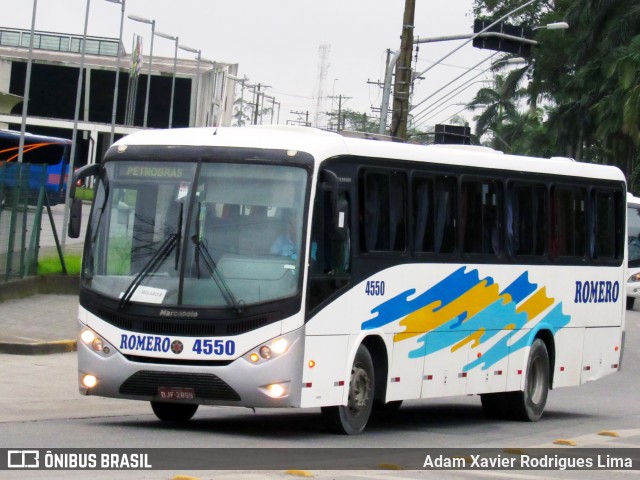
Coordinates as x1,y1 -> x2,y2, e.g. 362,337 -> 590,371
1,309 -> 639,479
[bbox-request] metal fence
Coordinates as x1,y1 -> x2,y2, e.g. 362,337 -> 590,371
0,162 -> 65,283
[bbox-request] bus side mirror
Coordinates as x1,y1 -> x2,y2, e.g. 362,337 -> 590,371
70,163 -> 100,199
68,197 -> 82,238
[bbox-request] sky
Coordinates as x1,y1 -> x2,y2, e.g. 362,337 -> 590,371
3,0 -> 500,131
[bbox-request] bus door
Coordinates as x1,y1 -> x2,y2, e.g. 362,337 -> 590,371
307,172 -> 351,314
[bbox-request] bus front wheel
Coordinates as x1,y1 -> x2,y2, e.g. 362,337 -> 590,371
321,344 -> 374,435
510,339 -> 550,421
150,401 -> 198,422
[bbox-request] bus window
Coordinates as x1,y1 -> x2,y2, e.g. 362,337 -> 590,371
510,183 -> 546,257
593,189 -> 621,260
551,186 -> 587,259
361,171 -> 406,253
413,175 -> 456,254
308,187 -> 351,312
461,178 -> 502,255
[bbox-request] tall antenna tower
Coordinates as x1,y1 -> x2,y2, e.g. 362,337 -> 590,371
314,44 -> 331,127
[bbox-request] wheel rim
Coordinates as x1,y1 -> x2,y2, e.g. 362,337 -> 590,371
347,364 -> 371,415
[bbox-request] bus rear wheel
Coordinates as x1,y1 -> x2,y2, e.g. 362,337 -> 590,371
321,344 -> 374,435
510,339 -> 550,421
150,401 -> 198,422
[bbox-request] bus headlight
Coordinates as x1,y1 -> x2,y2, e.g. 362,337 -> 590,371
80,328 -> 112,356
244,336 -> 291,364
628,273 -> 640,283
80,329 -> 96,344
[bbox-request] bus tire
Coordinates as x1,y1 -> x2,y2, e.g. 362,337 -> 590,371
627,297 -> 635,310
150,401 -> 198,422
321,344 -> 374,435
480,392 -> 511,419
510,339 -> 549,422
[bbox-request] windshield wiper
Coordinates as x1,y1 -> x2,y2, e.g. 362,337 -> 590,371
192,201 -> 242,312
118,204 -> 183,309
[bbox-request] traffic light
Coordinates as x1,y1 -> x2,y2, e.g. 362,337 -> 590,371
434,124 -> 471,145
473,19 -> 534,57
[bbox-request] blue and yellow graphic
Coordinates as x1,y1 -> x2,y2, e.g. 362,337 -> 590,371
362,267 -> 570,371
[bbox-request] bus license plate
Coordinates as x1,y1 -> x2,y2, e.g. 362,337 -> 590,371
157,387 -> 195,401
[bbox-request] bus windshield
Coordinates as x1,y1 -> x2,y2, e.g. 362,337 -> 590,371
628,201 -> 640,267
84,160 -> 308,308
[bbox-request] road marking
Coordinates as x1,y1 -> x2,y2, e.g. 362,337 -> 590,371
285,471 -> 314,478
534,428 -> 640,448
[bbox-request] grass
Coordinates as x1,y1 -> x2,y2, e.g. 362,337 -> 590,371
75,187 -> 94,202
38,254 -> 82,276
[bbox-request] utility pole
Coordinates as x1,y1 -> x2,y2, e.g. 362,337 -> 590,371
250,83 -> 271,125
328,94 -> 351,130
252,83 -> 262,125
290,110 -> 310,126
390,0 -> 416,140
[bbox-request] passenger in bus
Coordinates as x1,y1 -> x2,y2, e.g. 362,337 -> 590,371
270,216 -> 297,257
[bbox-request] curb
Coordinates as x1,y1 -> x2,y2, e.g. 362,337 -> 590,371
0,339 -> 77,355
0,275 -> 80,303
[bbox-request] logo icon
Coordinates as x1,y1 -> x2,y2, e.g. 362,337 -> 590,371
8,450 -> 39,468
170,340 -> 184,354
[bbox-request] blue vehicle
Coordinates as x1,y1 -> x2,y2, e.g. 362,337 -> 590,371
0,129 -> 72,206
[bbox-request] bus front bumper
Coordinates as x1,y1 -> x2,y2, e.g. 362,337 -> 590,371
77,320 -> 305,409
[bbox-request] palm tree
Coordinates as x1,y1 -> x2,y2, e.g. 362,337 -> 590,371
468,66 -> 527,150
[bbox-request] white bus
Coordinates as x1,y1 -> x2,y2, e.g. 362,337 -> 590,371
71,126 -> 626,434
626,193 -> 640,309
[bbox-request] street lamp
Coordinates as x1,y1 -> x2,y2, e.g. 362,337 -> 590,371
63,0 -> 91,252
199,57 -> 218,126
391,0 -> 539,139
127,14 -> 155,128
18,0 -> 38,164
179,44 -> 201,126
533,21 -> 569,31
154,30 -> 178,128
105,0 -> 125,144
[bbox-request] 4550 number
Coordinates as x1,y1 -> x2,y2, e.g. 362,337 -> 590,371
365,280 -> 385,296
192,339 -> 236,356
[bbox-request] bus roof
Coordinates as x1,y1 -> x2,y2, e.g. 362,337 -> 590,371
112,126 -> 625,182
0,129 -> 72,145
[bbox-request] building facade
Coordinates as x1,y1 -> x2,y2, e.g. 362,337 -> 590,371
0,27 -> 238,167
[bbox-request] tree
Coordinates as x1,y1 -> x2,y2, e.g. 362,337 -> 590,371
335,110 -> 380,133
468,68 -> 526,150
471,0 -> 640,182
